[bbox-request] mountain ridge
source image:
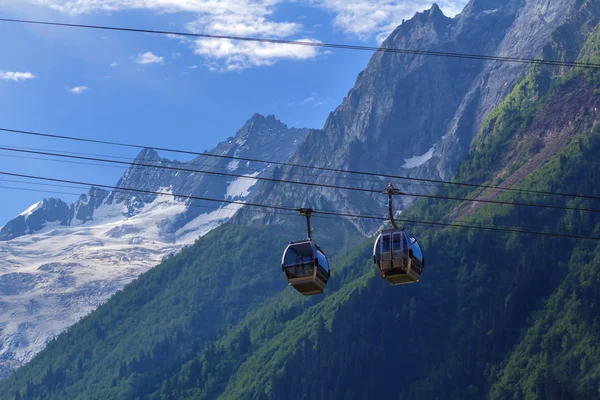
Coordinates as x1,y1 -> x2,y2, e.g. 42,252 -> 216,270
1,0 -> 598,393
0,113 -> 309,376
241,0 -> 582,235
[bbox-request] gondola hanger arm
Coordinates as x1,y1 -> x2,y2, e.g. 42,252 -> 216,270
383,183 -> 404,230
383,182 -> 404,196
300,208 -> 314,240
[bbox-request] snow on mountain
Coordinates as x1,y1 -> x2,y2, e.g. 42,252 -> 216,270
0,114 -> 309,377
19,202 -> 43,218
225,173 -> 260,200
0,199 -> 70,241
0,193 -> 236,375
402,146 -> 436,169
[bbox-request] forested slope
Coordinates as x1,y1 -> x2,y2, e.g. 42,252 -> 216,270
0,221 -> 362,399
136,120 -> 600,400
5,3 -> 600,400
216,20 -> 600,400
139,19 -> 600,400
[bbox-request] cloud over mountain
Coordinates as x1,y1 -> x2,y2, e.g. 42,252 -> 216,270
24,0 -> 468,70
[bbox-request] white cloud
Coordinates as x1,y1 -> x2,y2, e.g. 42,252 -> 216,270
29,0 -> 233,14
0,71 -> 36,82
188,65 -> 199,69
182,1 -> 315,70
109,62 -> 118,67
25,0 -> 469,67
310,0 -> 467,42
69,86 -> 89,94
26,0 -> 315,70
186,14 -> 300,38
301,95 -> 328,106
30,0 -> 299,38
194,38 -> 320,72
134,52 -> 164,65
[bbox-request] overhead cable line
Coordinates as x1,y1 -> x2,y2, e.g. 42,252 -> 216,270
1,18 -> 600,69
1,170 -> 600,241
0,152 -> 129,170
1,145 -> 600,215
2,184 -> 282,221
0,178 -> 581,234
3,127 -> 598,202
0,145 -> 390,186
0,178 -> 84,190
0,184 -> 307,219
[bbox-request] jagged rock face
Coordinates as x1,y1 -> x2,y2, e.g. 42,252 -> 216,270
0,114 -> 308,375
433,0 -> 578,178
300,1 -> 532,175
70,187 -> 110,224
212,113 -> 307,170
104,114 -> 309,234
0,199 -> 70,241
1,114 -> 308,242
244,0 -> 581,234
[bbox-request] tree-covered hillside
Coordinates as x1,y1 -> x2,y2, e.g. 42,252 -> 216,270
0,220 -> 362,400
205,17 -> 600,400
5,3 -> 600,400
168,28 -> 600,400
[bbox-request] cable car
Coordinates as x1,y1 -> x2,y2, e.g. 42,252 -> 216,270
373,230 -> 423,284
373,183 -> 425,285
282,209 -> 330,295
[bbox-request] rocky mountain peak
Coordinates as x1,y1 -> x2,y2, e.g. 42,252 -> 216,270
397,2 -> 450,31
0,198 -> 70,241
70,187 -> 110,224
248,112 -> 278,122
134,148 -> 161,164
236,113 -> 290,140
245,0 -> 586,235
424,3 -> 444,19
209,113 -> 307,172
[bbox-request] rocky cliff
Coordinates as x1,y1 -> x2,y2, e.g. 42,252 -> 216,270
244,0 -> 587,234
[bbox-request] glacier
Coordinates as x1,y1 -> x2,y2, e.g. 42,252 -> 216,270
0,194 -> 238,376
0,113 -> 309,378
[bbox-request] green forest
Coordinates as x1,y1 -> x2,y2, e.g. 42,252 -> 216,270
4,3 -> 600,400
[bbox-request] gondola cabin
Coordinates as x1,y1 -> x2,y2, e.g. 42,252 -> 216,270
373,230 -> 424,285
282,239 -> 330,295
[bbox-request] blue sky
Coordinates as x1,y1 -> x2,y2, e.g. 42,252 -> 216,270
0,0 -> 468,225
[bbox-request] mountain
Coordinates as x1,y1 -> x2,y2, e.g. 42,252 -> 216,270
0,199 -> 70,241
5,38 -> 600,397
1,113 -> 308,241
242,0 -> 587,234
3,0 -> 600,398
0,114 -> 308,377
